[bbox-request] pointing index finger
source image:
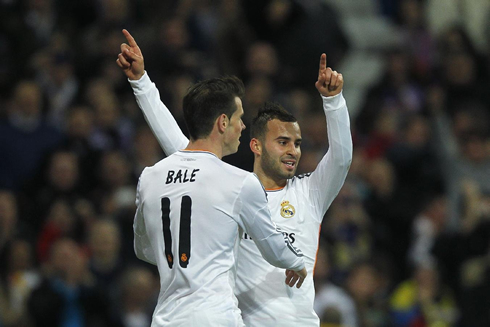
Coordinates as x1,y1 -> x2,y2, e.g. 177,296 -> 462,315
122,29 -> 138,47
319,53 -> 327,71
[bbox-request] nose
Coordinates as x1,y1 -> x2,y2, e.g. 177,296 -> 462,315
287,144 -> 298,157
241,120 -> 246,130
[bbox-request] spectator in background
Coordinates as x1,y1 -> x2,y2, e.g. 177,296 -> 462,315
36,199 -> 79,263
0,80 -> 62,190
0,239 -> 40,327
0,191 -> 34,327
426,0 -> 490,52
31,32 -> 79,127
435,26 -> 490,115
87,219 -> 127,320
85,79 -> 134,152
131,126 -> 164,178
242,0 -> 348,87
362,158 -> 414,280
87,219 -> 124,288
80,0 -> 134,81
118,266 -> 158,327
59,105 -> 100,191
430,181 -> 490,325
0,191 -> 18,251
396,0 -> 436,82
314,246 -> 359,327
428,85 -> 490,229
143,16 -> 197,88
32,151 -> 81,212
323,181 -> 372,284
407,193 -> 447,268
389,261 -> 458,326
385,114 -> 443,212
458,238 -> 490,327
346,260 -> 391,327
92,150 -> 135,217
356,48 -> 424,139
28,237 -> 121,326
24,0 -> 58,47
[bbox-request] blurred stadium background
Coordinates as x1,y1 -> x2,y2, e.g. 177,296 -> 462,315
0,0 -> 489,326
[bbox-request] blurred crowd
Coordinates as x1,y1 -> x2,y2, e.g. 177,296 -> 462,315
0,0 -> 489,326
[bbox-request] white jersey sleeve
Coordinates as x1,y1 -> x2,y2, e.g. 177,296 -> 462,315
304,92 -> 353,220
133,174 -> 157,265
129,72 -> 189,155
237,174 -> 305,271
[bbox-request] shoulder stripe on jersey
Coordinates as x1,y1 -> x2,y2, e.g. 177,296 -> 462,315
293,172 -> 312,180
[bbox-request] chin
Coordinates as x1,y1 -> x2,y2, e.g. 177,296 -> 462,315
281,171 -> 295,179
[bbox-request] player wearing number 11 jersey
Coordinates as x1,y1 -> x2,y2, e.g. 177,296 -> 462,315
135,149 -> 305,326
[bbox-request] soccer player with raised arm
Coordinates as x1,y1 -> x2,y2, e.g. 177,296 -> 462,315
118,30 -> 307,327
117,29 -> 352,326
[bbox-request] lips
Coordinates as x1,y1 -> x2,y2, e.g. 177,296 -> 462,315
282,159 -> 296,170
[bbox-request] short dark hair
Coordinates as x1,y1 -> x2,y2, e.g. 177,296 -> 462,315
182,76 -> 245,140
250,102 -> 297,141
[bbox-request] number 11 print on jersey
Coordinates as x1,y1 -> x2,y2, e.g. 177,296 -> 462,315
161,196 -> 192,268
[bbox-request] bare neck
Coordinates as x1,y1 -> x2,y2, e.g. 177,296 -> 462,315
253,161 -> 287,190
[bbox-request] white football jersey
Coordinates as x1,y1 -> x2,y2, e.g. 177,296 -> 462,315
134,150 -> 305,327
130,72 -> 352,326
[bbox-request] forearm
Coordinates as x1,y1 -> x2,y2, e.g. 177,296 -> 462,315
129,71 -> 189,155
239,175 -> 305,271
253,228 -> 305,271
310,92 -> 353,216
322,92 -> 353,169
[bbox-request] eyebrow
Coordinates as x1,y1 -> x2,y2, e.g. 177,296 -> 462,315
275,136 -> 302,142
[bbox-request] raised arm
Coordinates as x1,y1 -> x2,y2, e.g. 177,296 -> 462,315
308,54 -> 353,219
117,29 -> 189,155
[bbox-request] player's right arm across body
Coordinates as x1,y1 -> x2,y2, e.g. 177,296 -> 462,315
237,174 -> 306,287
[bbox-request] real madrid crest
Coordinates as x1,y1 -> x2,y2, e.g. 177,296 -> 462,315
280,201 -> 295,218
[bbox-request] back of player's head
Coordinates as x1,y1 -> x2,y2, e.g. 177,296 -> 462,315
250,102 -> 297,142
183,76 -> 245,140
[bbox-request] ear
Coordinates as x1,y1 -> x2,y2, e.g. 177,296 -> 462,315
250,138 -> 262,155
217,114 -> 228,134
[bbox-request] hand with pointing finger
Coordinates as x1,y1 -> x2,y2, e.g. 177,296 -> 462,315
315,53 -> 343,97
116,29 -> 145,81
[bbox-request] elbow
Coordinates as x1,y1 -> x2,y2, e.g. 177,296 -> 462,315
133,241 -> 147,262
339,154 -> 353,169
134,247 -> 144,261
331,153 -> 353,172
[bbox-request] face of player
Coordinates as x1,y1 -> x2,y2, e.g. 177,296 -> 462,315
260,119 -> 302,183
223,97 -> 246,156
